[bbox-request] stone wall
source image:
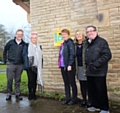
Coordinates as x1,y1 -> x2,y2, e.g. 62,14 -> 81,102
30,0 -> 120,101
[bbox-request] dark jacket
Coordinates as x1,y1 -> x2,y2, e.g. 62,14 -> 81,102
22,43 -> 29,70
3,38 -> 25,64
59,38 -> 76,70
85,35 -> 112,76
75,39 -> 87,74
22,43 -> 43,70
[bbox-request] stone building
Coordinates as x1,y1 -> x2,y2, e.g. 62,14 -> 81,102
13,0 -> 120,102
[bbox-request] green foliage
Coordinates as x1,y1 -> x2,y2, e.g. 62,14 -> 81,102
49,93 -> 56,98
40,92 -> 65,101
114,87 -> 120,92
58,93 -> 65,101
20,71 -> 28,95
0,73 -> 7,92
41,92 -> 48,98
0,50 -> 3,61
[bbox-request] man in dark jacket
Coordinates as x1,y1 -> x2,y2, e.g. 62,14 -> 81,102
3,29 -> 25,101
85,26 -> 112,113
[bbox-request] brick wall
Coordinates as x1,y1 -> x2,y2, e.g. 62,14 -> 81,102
30,0 -> 120,101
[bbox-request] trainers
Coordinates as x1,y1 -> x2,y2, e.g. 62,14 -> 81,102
87,107 -> 100,112
100,110 -> 110,113
6,95 -> 11,101
16,95 -> 23,100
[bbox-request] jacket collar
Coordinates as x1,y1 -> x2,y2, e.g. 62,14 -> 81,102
87,35 -> 99,44
14,37 -> 25,45
64,38 -> 73,43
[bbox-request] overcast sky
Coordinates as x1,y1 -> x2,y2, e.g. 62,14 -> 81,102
0,0 -> 28,30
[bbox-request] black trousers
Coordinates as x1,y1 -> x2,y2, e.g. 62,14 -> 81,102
79,81 -> 88,101
79,81 -> 92,104
61,67 -> 77,102
87,76 -> 109,110
27,67 -> 37,95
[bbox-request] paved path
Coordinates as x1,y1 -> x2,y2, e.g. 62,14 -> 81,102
0,93 -> 120,113
0,69 -> 6,73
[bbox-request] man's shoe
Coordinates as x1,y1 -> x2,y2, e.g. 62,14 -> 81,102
100,110 -> 110,113
6,95 -> 11,100
87,107 -> 100,112
87,102 -> 92,107
16,95 -> 23,100
28,94 -> 32,100
32,94 -> 37,100
62,100 -> 70,105
68,100 -> 77,105
80,100 -> 86,106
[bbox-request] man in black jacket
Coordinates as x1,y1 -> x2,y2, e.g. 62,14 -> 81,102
3,29 -> 25,100
85,26 -> 112,113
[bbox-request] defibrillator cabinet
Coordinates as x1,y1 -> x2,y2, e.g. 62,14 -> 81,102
53,30 -> 71,47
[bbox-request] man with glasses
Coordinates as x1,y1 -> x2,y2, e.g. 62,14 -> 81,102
85,26 -> 112,113
3,29 -> 25,100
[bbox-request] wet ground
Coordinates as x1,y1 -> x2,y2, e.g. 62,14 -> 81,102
0,93 -> 120,113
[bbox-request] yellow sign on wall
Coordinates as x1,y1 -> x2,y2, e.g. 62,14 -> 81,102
53,30 -> 71,47
53,30 -> 63,46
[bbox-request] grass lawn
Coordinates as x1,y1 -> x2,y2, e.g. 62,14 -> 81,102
0,70 -> 28,95
0,65 -> 65,100
0,65 -> 6,70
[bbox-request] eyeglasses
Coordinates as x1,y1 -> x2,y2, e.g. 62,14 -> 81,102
86,30 -> 96,34
16,34 -> 23,36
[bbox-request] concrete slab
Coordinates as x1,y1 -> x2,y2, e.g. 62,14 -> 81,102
0,93 -> 120,113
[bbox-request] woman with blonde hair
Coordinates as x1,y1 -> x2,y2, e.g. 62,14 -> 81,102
23,32 -> 43,100
75,30 -> 91,107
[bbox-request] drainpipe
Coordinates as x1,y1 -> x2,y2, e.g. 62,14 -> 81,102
13,0 -> 30,13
